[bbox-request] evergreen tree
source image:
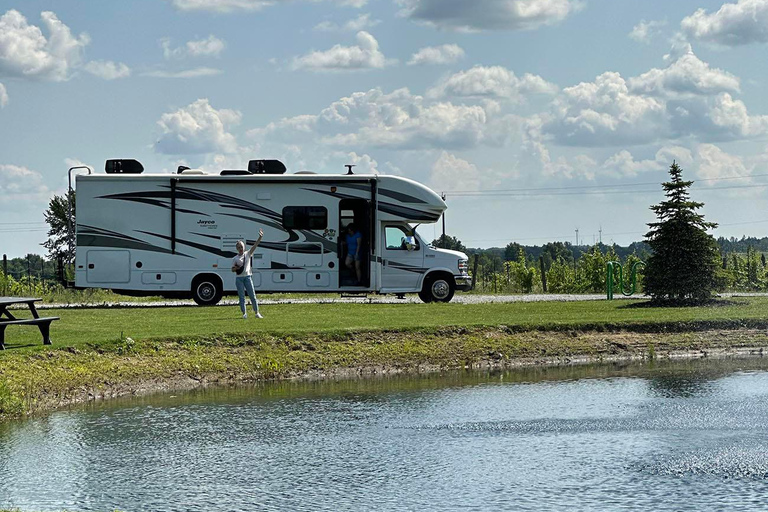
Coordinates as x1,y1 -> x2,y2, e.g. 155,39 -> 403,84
644,162 -> 719,303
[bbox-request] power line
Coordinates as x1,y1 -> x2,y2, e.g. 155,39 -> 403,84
463,221 -> 768,244
446,182 -> 768,198
443,172 -> 768,197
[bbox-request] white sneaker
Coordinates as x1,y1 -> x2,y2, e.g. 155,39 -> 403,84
242,313 -> 248,319
255,312 -> 264,319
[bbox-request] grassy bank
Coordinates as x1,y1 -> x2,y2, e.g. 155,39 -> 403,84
2,297 -> 768,421
5,297 -> 768,349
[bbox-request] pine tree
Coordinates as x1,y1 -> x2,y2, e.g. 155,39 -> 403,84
644,162 -> 719,303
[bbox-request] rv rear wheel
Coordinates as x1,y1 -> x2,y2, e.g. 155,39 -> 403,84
191,275 -> 223,306
419,274 -> 455,303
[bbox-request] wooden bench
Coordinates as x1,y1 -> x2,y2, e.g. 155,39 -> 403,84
0,317 -> 60,350
0,297 -> 60,350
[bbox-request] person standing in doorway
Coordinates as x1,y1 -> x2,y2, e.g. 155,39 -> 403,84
345,223 -> 363,285
232,229 -> 264,318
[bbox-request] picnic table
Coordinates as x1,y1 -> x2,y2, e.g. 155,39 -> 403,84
0,297 -> 59,350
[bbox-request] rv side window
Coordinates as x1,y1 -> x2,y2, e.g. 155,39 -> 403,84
282,206 -> 328,230
384,226 -> 419,251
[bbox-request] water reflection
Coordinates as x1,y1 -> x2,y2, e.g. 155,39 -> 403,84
2,357 -> 768,511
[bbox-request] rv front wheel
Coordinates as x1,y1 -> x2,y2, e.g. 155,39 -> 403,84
419,274 -> 455,303
191,275 -> 223,306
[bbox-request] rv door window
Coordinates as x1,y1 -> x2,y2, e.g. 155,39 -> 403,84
282,206 -> 328,230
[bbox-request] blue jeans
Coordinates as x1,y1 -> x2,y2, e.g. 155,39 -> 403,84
235,276 -> 259,314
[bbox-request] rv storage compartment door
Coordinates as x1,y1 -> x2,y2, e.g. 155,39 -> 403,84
86,250 -> 130,283
286,243 -> 323,267
307,272 -> 330,287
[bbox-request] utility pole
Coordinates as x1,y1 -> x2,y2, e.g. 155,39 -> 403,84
575,228 -> 579,247
599,225 -> 602,245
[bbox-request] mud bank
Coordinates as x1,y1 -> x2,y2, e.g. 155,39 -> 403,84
2,326 -> 768,421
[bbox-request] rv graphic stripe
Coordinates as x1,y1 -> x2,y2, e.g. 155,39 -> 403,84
78,225 -> 191,257
136,231 -> 233,257
302,187 -> 440,222
338,183 -> 428,204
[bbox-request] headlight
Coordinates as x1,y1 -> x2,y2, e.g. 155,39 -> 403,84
458,259 -> 468,274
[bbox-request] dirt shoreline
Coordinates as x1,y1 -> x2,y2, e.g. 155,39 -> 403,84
6,327 -> 763,418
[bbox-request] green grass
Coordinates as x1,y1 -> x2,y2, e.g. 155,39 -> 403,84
3,297 -> 768,351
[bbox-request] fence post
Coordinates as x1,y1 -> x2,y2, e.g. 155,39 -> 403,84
539,256 -> 547,293
2,254 -> 6,295
471,257 -> 479,290
27,254 -> 32,295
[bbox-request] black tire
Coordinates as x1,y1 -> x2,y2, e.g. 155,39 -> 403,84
191,275 -> 223,306
419,274 -> 455,303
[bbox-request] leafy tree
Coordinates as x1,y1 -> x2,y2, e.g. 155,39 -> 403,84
507,248 -> 536,293
644,162 -> 719,303
431,234 -> 466,252
43,190 -> 76,262
504,242 -> 524,261
546,258 -> 577,293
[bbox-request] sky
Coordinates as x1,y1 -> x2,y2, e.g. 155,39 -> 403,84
2,0 -> 768,258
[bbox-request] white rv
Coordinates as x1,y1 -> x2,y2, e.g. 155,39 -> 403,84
73,160 -> 471,304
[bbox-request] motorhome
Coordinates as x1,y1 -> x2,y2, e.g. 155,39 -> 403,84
73,159 -> 472,305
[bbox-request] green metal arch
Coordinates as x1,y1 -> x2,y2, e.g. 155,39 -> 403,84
606,261 -> 645,299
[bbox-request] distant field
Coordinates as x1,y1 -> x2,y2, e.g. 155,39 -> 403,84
3,297 -> 768,351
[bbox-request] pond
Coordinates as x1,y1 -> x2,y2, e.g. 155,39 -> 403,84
3,358 -> 768,511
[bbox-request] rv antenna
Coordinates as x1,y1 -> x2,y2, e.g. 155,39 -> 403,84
344,164 -> 355,175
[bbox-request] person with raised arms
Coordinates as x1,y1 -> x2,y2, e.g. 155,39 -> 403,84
232,229 -> 264,318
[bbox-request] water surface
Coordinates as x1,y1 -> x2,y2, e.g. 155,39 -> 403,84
3,359 -> 768,511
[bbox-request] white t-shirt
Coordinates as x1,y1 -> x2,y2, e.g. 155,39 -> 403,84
232,253 -> 252,277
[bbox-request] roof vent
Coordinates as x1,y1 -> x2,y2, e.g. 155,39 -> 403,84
220,170 -> 251,176
105,159 -> 144,174
248,159 -> 286,174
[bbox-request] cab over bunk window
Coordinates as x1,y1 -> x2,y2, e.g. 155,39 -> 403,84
282,206 -> 328,230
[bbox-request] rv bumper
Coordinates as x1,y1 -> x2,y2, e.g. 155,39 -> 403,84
455,275 -> 472,291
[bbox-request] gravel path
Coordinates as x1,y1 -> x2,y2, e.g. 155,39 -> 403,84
29,292 -> 767,309
34,293 -> 638,309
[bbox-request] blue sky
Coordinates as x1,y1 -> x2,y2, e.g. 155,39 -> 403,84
2,0 -> 768,257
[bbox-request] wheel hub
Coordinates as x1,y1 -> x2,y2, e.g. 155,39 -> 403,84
432,280 -> 449,299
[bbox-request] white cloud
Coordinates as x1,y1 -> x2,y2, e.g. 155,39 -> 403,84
0,82 -> 7,107
397,0 -> 580,31
155,99 -> 242,155
256,87 -> 511,151
334,151 -> 379,173
428,65 -> 557,100
430,152 -> 481,191
314,13 -> 380,32
167,0 -> 367,12
0,164 -> 52,207
601,146 -> 693,177
142,67 -> 223,78
696,143 -> 750,180
0,10 -> 89,82
407,44 -> 465,65
668,92 -> 768,139
83,60 -> 131,80
681,0 -> 768,46
536,48 -> 767,149
162,35 -> 225,59
538,72 -> 667,147
628,45 -> 740,97
629,19 -> 666,43
291,31 -> 393,71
